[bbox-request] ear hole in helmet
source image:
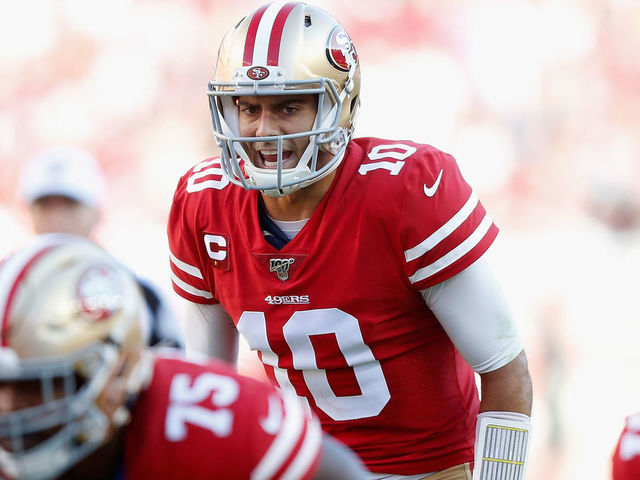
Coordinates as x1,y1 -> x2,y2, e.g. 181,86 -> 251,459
305,14 -> 312,27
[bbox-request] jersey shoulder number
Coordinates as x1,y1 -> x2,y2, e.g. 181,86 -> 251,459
184,157 -> 230,193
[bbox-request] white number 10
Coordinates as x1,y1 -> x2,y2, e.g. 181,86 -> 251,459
357,143 -> 416,176
238,308 -> 390,421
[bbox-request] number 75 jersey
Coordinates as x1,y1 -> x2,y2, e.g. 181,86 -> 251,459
124,353 -> 322,479
168,137 -> 499,475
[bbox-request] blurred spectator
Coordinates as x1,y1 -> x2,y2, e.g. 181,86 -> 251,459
19,146 -> 184,349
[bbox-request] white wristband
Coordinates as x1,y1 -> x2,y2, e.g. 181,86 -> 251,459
472,411 -> 532,480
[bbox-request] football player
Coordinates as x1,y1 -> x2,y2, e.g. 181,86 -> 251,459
167,3 -> 533,479
20,146 -> 184,349
0,235 -> 369,480
612,412 -> 640,480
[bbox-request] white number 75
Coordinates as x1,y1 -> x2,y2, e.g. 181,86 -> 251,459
165,372 -> 239,441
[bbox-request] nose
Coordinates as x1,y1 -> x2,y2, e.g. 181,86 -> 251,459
255,110 -> 280,138
0,384 -> 15,414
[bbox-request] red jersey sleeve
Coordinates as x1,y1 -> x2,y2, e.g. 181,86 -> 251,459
397,145 -> 498,289
167,159 -> 223,305
124,353 -> 323,480
613,412 -> 640,480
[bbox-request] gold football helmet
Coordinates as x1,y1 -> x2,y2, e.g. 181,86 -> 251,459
208,2 -> 361,196
0,234 -> 149,480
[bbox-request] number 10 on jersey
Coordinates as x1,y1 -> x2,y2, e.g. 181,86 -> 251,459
238,308 -> 390,421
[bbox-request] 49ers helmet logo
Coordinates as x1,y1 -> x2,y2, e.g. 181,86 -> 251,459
76,265 -> 124,321
325,25 -> 358,72
247,66 -> 270,80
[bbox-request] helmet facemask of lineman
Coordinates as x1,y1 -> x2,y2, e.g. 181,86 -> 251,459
0,235 -> 149,480
207,2 -> 361,197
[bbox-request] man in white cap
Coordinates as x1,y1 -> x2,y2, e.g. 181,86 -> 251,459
20,146 -> 185,349
21,146 -> 105,237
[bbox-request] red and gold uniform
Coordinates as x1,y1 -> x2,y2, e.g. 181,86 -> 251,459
168,137 -> 498,474
125,353 -> 322,480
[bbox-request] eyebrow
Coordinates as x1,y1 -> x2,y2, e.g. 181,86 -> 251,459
237,97 -> 311,109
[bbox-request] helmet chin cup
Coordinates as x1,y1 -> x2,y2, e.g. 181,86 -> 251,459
263,184 -> 301,198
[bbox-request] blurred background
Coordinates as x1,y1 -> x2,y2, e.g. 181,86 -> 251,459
1,0 -> 639,478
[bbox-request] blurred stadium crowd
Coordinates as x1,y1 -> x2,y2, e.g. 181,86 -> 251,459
1,1 -> 639,479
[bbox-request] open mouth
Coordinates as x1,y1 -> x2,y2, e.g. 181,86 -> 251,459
257,150 -> 297,170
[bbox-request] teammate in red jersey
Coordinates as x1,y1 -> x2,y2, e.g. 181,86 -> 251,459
167,3 -> 533,479
0,235 -> 368,480
612,412 -> 640,480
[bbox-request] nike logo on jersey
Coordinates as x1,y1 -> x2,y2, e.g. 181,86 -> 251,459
423,169 -> 443,197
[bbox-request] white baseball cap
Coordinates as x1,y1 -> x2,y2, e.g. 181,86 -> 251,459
20,147 -> 106,208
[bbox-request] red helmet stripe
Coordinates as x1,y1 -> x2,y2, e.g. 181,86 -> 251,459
0,246 -> 55,346
243,4 -> 270,66
267,2 -> 298,66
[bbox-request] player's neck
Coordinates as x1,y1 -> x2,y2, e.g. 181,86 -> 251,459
261,170 -> 336,221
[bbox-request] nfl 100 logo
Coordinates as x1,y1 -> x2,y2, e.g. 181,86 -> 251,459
269,258 -> 295,281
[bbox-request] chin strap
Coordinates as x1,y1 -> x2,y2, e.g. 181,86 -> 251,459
472,411 -> 532,480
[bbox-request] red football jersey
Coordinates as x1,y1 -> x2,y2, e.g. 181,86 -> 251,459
612,412 -> 640,480
124,353 -> 322,480
167,137 -> 498,474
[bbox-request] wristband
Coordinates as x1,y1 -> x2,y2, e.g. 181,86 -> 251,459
472,411 -> 531,480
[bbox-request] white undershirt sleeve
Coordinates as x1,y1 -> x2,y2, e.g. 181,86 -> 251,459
182,301 -> 239,366
421,256 -> 522,374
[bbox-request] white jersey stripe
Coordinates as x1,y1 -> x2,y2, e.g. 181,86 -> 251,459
281,417 -> 322,480
251,391 -> 305,480
170,272 -> 213,300
408,213 -> 493,284
169,251 -> 204,279
252,2 -> 288,65
404,191 -> 479,263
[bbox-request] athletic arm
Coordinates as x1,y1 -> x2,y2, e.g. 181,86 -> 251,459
478,350 -> 531,414
423,256 -> 533,478
314,435 -> 370,480
181,301 -> 239,365
421,256 -> 532,414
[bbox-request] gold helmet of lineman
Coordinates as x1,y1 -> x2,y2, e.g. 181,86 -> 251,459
0,234 -> 149,480
208,1 -> 361,197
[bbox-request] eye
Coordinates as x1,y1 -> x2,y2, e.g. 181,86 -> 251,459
239,104 -> 259,114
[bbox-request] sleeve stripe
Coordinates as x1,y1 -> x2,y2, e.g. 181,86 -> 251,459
408,213 -> 493,284
169,250 -> 204,279
251,392 -> 305,480
281,418 -> 322,480
404,191 -> 479,262
170,271 -> 213,299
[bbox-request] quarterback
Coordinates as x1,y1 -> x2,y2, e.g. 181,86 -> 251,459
0,235 -> 368,480
168,2 -> 533,479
